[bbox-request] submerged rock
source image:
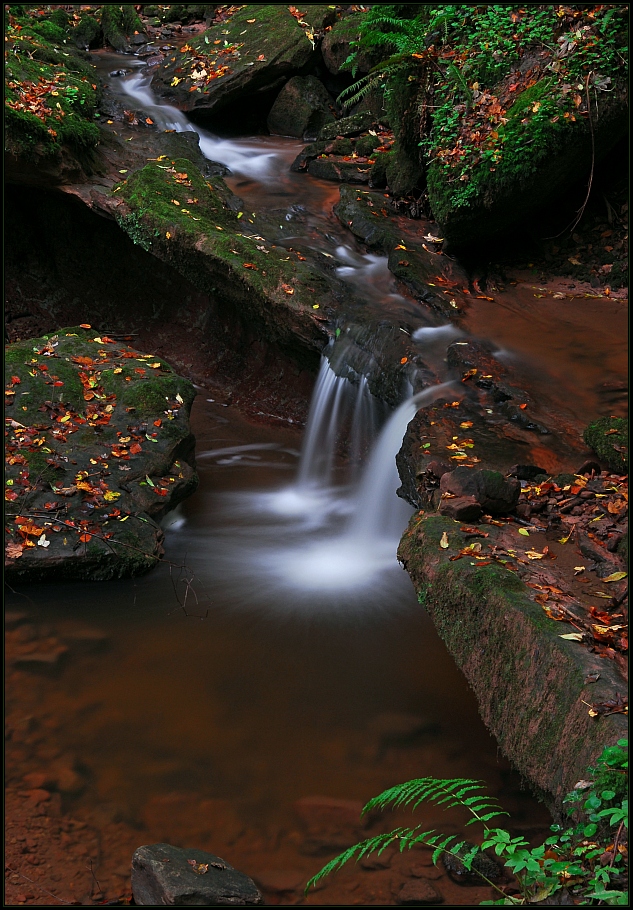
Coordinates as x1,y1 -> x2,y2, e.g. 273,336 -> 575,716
131,843 -> 263,906
583,417 -> 628,474
4,328 -> 197,583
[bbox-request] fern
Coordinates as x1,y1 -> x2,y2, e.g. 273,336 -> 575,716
305,777 -> 509,896
363,776 -> 508,825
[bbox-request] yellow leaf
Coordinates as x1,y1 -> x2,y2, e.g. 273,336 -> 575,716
104,491 -> 121,502
559,633 -> 583,641
603,571 -> 627,583
171,77 -> 182,86
166,231 -> 172,239
439,532 -> 449,549
518,528 -> 530,536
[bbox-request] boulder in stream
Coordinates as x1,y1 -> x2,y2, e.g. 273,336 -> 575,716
4,328 -> 197,583
267,75 -> 335,139
149,5 -> 336,126
131,843 -> 263,906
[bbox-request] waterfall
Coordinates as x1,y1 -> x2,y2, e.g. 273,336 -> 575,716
346,381 -> 458,543
119,72 -> 279,177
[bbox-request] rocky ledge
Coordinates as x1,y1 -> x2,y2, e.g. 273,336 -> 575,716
5,328 -> 197,582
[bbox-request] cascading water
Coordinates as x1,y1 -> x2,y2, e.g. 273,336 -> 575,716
119,71 -> 280,178
113,64 -> 458,609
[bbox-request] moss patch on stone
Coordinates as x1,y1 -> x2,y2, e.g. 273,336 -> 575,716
4,7 -> 102,162
583,417 -> 628,474
5,327 -> 198,583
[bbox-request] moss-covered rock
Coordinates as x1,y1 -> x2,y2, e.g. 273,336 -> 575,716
5,328 -> 198,583
398,513 -> 627,813
100,4 -> 144,53
583,417 -> 628,474
4,6 -> 103,174
317,112 -> 376,141
267,75 -> 335,140
149,5 -> 334,124
112,156 -> 332,361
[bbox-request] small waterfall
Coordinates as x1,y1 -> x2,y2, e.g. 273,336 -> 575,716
296,358 -> 348,489
119,71 -> 279,177
346,381 -> 458,543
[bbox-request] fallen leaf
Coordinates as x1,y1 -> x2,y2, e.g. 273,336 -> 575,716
439,531 -> 449,549
560,632 -> 584,641
518,528 -> 530,537
37,534 -> 50,548
6,541 -> 24,559
603,571 -> 627,583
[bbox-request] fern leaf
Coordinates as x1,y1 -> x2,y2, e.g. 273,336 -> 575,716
432,834 -> 460,865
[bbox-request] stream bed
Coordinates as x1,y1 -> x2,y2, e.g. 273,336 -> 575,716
5,61 -> 627,906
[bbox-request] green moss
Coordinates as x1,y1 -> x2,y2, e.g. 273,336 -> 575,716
100,4 -> 143,52
356,134 -> 380,157
583,417 -> 628,474
5,8 -> 101,160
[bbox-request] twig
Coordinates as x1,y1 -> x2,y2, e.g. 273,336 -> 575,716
543,72 -> 595,240
5,865 -> 77,904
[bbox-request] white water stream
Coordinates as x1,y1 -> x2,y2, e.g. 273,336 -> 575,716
116,68 -> 460,608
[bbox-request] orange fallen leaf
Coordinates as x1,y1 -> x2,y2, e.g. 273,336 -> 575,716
129,443 -> 142,455
242,263 -> 258,269
400,357 -> 408,364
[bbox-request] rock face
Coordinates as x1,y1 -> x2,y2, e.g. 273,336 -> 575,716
440,467 -> 520,515
293,796 -> 370,854
131,843 -> 263,906
267,75 -> 335,139
398,514 -> 628,812
4,328 -> 197,583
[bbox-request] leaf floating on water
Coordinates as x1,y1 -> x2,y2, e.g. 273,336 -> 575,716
439,532 -> 449,549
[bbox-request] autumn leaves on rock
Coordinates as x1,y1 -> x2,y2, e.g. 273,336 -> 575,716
5,328 -> 197,582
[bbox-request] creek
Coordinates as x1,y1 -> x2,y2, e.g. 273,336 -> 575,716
5,62 -> 627,902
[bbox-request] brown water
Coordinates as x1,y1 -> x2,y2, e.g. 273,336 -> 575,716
6,395 -> 553,904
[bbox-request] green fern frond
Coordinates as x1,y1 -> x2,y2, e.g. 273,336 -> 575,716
362,777 -> 507,825
304,827 -> 426,893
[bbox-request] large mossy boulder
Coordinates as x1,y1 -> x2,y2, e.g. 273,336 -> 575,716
267,75 -> 335,139
100,5 -> 144,53
398,514 -> 627,812
4,328 -> 198,583
149,5 -> 334,123
111,156 -> 331,360
423,6 -> 628,247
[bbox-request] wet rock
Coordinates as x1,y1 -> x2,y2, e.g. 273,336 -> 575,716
318,112 -> 377,141
13,645 -> 69,673
440,468 -> 520,515
442,846 -> 501,884
425,461 -> 452,480
396,878 -> 443,904
109,69 -> 128,78
267,76 -> 335,140
509,464 -> 548,481
131,843 -> 263,906
294,796 -> 369,854
361,847 -> 394,870
409,862 -> 443,881
439,494 -> 484,522
308,157 -> 372,184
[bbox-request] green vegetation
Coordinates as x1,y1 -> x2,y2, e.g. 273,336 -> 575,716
4,5 -> 102,160
341,5 -> 628,221
584,417 -> 628,474
307,740 -> 628,906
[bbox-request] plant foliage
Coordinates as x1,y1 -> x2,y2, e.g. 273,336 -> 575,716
306,741 -> 628,906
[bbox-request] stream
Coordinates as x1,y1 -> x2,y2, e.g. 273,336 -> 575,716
5,62 -> 627,904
